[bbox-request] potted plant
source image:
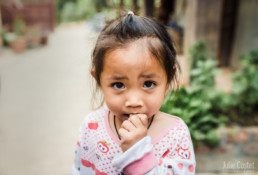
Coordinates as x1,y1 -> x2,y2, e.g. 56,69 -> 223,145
10,17 -> 27,53
10,36 -> 27,53
26,25 -> 42,48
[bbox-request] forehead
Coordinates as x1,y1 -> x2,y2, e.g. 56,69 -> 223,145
103,40 -> 163,73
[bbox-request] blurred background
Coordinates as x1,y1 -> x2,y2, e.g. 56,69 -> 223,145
0,0 -> 257,174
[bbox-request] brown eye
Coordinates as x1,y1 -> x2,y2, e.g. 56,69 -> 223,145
143,81 -> 156,89
112,82 -> 125,89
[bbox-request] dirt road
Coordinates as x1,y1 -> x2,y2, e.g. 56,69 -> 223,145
0,23 -> 97,175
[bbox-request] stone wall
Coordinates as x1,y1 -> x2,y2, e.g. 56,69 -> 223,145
195,127 -> 258,173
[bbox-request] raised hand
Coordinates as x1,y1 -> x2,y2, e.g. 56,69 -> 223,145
118,114 -> 149,152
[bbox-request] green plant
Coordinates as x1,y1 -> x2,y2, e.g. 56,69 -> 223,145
56,0 -> 77,23
161,87 -> 227,148
3,32 -> 18,46
190,58 -> 218,90
189,41 -> 218,88
13,17 -> 26,36
226,50 -> 258,125
76,0 -> 97,20
59,0 -> 109,23
189,41 -> 212,82
161,41 -> 227,148
60,2 -> 80,22
161,42 -> 258,149
231,50 -> 258,111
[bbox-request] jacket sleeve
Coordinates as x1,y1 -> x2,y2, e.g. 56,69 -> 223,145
112,126 -> 196,175
70,136 -> 82,175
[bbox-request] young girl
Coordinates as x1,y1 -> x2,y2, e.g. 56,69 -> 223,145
71,12 -> 196,175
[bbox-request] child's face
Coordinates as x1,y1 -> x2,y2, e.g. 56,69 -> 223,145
99,42 -> 168,121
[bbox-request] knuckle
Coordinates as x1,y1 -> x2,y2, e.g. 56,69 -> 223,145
121,121 -> 128,128
139,114 -> 147,120
118,128 -> 123,135
130,116 -> 137,123
128,117 -> 134,123
124,120 -> 130,125
130,115 -> 136,119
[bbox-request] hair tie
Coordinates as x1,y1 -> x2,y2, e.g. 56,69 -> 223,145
127,11 -> 134,15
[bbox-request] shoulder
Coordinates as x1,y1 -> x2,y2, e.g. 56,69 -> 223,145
159,112 -> 181,122
157,112 -> 183,124
78,108 -> 109,139
160,113 -> 192,144
151,113 -> 192,150
80,108 -> 108,128
158,112 -> 190,131
83,108 -> 107,121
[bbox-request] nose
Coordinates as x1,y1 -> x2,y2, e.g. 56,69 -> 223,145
125,92 -> 143,108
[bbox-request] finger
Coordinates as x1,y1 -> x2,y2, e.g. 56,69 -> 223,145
137,114 -> 148,127
121,120 -> 135,132
118,127 -> 129,139
128,115 -> 142,128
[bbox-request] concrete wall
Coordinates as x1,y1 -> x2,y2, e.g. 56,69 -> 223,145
0,9 -> 2,51
184,0 -> 258,68
195,0 -> 222,55
230,0 -> 258,68
184,0 -> 222,58
184,0 -> 197,57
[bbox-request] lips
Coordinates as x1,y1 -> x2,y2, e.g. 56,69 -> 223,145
118,113 -> 148,120
122,114 -> 130,118
121,113 -> 141,118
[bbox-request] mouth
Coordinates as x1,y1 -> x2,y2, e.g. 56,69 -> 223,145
122,114 -> 130,118
121,113 -> 141,118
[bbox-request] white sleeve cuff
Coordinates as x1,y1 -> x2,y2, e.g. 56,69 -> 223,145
70,165 -> 80,175
112,136 -> 153,171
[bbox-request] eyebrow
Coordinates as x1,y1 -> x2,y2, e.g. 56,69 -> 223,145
109,76 -> 128,80
108,74 -> 160,81
140,74 -> 160,78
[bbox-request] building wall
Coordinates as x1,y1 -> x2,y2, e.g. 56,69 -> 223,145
184,0 -> 258,68
195,0 -> 222,55
184,0 -> 197,56
184,0 -> 222,58
0,1 -> 55,32
0,9 -> 2,51
230,0 -> 258,68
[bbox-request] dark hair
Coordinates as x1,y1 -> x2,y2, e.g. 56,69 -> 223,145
92,13 -> 180,87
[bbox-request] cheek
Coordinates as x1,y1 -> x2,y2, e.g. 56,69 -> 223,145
104,94 -> 122,111
150,98 -> 164,109
146,91 -> 165,112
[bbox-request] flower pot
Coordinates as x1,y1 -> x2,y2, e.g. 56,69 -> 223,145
27,36 -> 41,48
10,38 -> 27,53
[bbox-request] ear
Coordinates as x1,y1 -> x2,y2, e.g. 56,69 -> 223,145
91,69 -> 97,80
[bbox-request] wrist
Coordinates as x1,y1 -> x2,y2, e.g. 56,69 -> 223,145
112,136 -> 154,172
121,133 -> 147,152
